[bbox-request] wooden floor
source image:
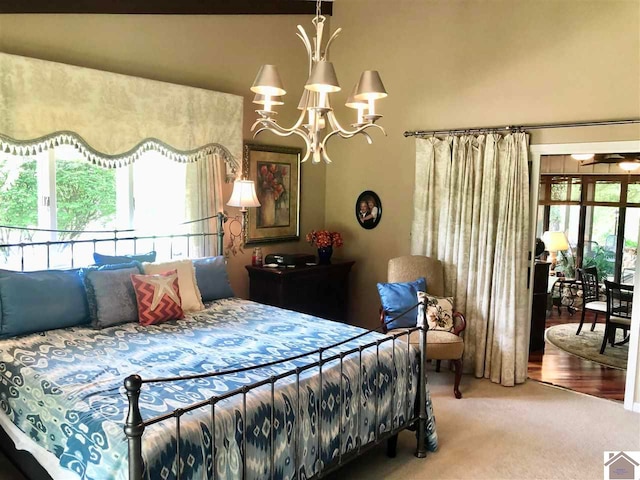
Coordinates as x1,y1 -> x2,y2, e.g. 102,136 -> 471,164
527,306 -> 627,401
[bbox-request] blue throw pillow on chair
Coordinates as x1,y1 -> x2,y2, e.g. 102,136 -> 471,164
377,277 -> 427,330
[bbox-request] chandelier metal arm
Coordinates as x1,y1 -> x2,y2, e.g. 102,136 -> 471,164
325,110 -> 387,139
323,27 -> 342,60
252,106 -> 308,134
252,121 -> 314,163
296,26 -> 313,72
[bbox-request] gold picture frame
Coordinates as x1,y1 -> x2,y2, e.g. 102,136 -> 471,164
243,143 -> 301,244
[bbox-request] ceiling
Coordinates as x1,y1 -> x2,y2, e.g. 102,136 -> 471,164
0,0 -> 333,15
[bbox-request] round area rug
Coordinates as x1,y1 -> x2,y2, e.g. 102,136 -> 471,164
544,323 -> 629,369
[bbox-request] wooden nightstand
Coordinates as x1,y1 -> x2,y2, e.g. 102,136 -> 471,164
245,260 -> 355,323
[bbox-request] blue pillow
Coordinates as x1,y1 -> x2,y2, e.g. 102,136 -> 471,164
0,269 -> 90,338
93,251 -> 156,265
80,262 -> 143,329
193,256 -> 234,301
377,277 -> 427,330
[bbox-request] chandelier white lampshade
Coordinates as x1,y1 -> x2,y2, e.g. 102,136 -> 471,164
346,85 -> 368,125
251,65 -> 286,97
305,61 -> 341,93
227,180 -> 261,212
355,70 -> 388,100
355,70 -> 387,117
249,0 -> 387,164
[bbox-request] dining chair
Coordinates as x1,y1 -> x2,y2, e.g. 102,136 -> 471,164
601,280 -> 633,354
575,267 -> 606,335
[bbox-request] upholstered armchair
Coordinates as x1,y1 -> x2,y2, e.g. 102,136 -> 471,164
380,255 -> 466,399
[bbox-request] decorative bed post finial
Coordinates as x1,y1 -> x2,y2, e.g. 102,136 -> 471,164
124,374 -> 144,480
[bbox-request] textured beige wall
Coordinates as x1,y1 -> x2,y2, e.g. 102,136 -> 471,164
325,0 -> 640,330
0,13 -> 327,298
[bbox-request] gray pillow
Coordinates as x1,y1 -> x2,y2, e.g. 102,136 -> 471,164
193,256 -> 234,301
81,262 -> 142,328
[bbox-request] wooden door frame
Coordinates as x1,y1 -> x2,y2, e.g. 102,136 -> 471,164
529,140 -> 640,413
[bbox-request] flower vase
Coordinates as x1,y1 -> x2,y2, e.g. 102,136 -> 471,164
317,246 -> 333,265
259,191 -> 276,227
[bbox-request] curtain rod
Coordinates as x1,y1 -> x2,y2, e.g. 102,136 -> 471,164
403,119 -> 640,138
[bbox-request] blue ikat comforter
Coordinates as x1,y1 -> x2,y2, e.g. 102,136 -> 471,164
0,298 -> 437,479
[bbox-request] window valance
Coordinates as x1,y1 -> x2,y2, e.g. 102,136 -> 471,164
0,53 -> 242,178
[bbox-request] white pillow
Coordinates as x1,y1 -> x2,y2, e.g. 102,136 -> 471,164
417,291 -> 455,332
142,260 -> 204,312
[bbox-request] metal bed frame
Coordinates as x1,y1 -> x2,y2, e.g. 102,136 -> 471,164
0,218 -> 430,480
0,213 -> 226,271
124,307 -> 429,480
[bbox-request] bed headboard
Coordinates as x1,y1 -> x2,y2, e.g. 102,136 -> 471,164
0,213 -> 225,272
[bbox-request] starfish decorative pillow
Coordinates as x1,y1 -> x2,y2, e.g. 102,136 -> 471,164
131,269 -> 185,326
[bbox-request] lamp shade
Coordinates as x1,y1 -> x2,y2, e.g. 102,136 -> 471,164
305,61 -> 341,93
297,89 -> 310,110
251,65 -> 286,96
619,160 -> 640,172
571,153 -> 594,161
354,70 -> 388,100
227,180 -> 261,209
253,94 -> 284,106
345,84 -> 368,109
542,231 -> 569,252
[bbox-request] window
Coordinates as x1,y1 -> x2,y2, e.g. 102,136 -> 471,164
538,174 -> 640,283
0,146 -> 190,269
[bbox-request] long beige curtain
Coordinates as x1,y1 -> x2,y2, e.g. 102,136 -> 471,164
186,153 -> 225,256
411,133 -> 530,386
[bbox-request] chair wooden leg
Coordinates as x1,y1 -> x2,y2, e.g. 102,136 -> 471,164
600,324 -> 610,354
386,433 -> 398,458
590,312 -> 598,332
453,359 -> 462,399
435,360 -> 441,373
576,308 -> 587,335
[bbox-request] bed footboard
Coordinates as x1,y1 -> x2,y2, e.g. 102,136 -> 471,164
124,302 -> 431,480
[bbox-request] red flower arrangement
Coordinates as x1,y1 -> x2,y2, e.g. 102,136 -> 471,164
258,163 -> 287,205
305,230 -> 344,249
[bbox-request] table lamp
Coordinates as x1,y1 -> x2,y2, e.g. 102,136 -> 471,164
542,231 -> 569,273
227,179 -> 261,244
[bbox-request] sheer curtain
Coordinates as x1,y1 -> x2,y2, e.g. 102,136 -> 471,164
186,153 -> 225,257
411,133 -> 530,386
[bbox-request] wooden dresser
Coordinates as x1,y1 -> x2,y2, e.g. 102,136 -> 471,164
246,260 -> 355,323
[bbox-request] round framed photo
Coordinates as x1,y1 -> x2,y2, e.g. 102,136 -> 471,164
355,191 -> 382,230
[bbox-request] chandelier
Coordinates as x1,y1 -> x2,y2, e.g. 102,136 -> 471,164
249,0 -> 388,164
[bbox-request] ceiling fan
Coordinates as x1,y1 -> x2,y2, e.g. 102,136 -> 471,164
575,153 -> 640,171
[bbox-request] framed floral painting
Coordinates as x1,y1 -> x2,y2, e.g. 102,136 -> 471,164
243,143 -> 301,244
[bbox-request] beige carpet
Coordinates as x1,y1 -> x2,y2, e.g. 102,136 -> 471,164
327,370 -> 640,480
545,323 -> 628,369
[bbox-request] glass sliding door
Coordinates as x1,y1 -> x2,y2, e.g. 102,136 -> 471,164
583,205 -> 618,281
538,173 -> 640,284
